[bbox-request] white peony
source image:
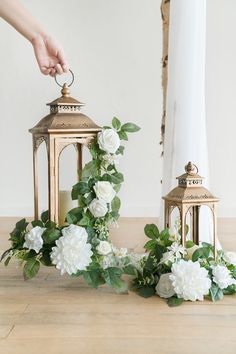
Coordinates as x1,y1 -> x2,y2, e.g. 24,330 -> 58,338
97,240 -> 112,255
98,129 -> 120,154
212,265 -> 236,289
155,273 -> 176,298
93,181 -> 116,203
50,225 -> 93,275
89,198 -> 108,218
168,242 -> 186,258
223,251 -> 236,266
103,154 -> 120,166
159,251 -> 175,265
185,245 -> 199,260
170,259 -> 211,301
23,226 -> 46,253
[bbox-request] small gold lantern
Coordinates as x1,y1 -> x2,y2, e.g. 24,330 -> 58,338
29,71 -> 101,224
163,162 -> 219,257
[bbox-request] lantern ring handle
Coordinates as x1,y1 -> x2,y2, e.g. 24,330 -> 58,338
54,69 -> 75,88
185,162 -> 199,175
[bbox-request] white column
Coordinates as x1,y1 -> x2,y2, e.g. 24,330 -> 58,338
161,0 -> 218,246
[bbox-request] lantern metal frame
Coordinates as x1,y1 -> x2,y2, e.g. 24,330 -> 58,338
29,80 -> 101,224
163,162 -> 219,257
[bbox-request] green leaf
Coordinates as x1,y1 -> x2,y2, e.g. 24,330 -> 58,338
41,210 -> 49,223
45,220 -> 57,229
40,250 -> 53,266
144,224 -> 159,239
111,196 -> 121,213
0,248 -> 12,262
121,122 -> 141,133
123,264 -> 137,276
113,184 -> 121,193
159,229 -> 170,241
83,270 -> 104,288
72,182 -> 90,200
223,284 -> 236,295
116,146 -> 125,155
112,117 -> 121,130
138,286 -> 155,298
78,215 -> 91,227
210,283 -> 224,301
192,247 -> 210,262
104,267 -> 128,293
4,257 -> 11,266
167,297 -> 184,307
110,172 -> 124,185
66,207 -> 83,224
23,259 -> 40,280
16,218 -> 28,231
118,130 -> 128,141
186,240 -> 196,249
144,239 -> 157,251
31,220 -> 44,228
81,160 -> 99,180
42,229 -> 61,244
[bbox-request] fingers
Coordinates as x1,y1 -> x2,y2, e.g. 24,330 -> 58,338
41,67 -> 51,75
55,63 -> 64,75
58,50 -> 69,73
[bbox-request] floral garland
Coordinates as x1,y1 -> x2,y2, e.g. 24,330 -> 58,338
1,117 -> 236,305
1,118 -> 145,293
132,222 -> 236,306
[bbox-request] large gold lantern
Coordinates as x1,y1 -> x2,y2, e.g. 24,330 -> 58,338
29,72 -> 101,224
163,162 -> 219,257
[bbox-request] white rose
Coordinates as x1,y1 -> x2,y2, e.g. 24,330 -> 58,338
62,224 -> 88,242
155,273 -> 175,298
97,240 -> 112,255
212,265 -> 236,289
98,129 -> 120,154
89,198 -> 108,218
23,226 -> 46,253
94,181 -> 116,203
223,251 -> 236,266
159,251 -> 175,266
185,245 -> 199,260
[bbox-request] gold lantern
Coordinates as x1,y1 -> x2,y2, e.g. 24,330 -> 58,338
163,162 -> 219,257
29,71 -> 101,224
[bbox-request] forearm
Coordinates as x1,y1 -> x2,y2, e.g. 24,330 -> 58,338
0,0 -> 47,42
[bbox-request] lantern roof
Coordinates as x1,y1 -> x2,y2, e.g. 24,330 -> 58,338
29,83 -> 101,134
163,162 -> 219,204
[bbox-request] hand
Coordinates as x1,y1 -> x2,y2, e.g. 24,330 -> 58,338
32,34 -> 69,76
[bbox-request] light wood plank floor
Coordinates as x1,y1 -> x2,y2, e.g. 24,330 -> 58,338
0,217 -> 236,354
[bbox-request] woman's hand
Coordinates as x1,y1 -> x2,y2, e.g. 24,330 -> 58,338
32,34 -> 69,76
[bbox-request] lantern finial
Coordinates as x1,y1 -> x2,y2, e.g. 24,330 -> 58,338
185,161 -> 198,175
61,83 -> 70,97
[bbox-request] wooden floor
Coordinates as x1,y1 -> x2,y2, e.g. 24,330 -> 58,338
0,217 -> 236,354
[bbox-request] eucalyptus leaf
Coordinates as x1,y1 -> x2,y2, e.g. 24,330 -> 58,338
112,117 -> 121,130
210,283 -> 224,301
111,196 -> 121,212
118,130 -> 128,141
121,122 -> 141,133
104,267 -> 128,293
144,224 -> 159,239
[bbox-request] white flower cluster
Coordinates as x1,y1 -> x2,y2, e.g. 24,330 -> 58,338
98,129 -> 120,154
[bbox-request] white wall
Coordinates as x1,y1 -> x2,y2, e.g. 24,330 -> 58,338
0,0 -> 235,218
